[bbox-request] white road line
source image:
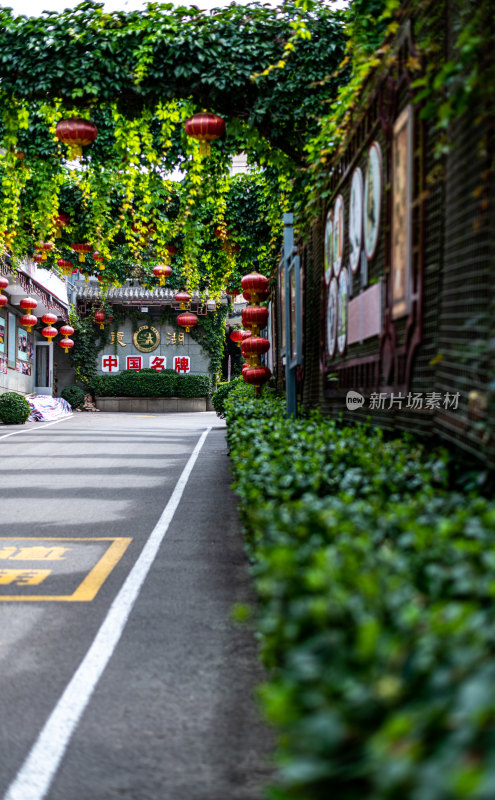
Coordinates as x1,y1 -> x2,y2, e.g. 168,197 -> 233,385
3,425 -> 212,800
0,417 -> 73,441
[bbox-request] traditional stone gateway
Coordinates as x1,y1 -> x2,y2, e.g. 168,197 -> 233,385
76,282 -> 214,381
96,316 -> 210,378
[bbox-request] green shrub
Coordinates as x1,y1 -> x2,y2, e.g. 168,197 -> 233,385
91,369 -> 212,398
225,385 -> 495,800
211,376 -> 246,417
61,384 -> 86,409
0,391 -> 31,424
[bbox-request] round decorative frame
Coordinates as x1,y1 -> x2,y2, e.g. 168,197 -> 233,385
349,167 -> 363,274
327,277 -> 338,359
133,324 -> 161,353
324,209 -> 333,284
332,194 -> 344,277
337,268 -> 349,355
363,141 -> 382,261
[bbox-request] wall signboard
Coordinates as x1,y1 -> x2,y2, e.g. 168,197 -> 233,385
391,105 -> 413,319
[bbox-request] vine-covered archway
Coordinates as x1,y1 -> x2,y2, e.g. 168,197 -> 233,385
0,0 -> 348,294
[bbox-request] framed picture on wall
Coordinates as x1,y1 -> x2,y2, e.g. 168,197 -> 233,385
266,301 -> 274,373
17,331 -> 28,362
290,264 -> 297,361
337,268 -> 349,355
364,141 -> 382,261
391,105 -> 413,319
288,254 -> 302,368
324,209 -> 333,284
279,258 -> 286,356
326,277 -> 338,359
349,167 -> 363,274
332,194 -> 344,277
8,313 -> 16,367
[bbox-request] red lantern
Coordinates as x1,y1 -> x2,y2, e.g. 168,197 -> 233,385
221,241 -> 240,254
153,264 -> 172,287
59,337 -> 74,354
33,254 -> 45,264
0,276 -> 8,295
20,297 -> 37,314
242,305 -> 269,334
92,251 -> 104,262
241,336 -> 270,362
184,113 -> 226,157
174,291 -> 191,309
0,296 -> 6,308
94,310 -> 106,330
35,242 -> 54,262
243,288 -> 269,302
242,362 -> 250,377
176,312 -> 198,333
42,326 -> 58,342
57,259 -> 73,276
226,287 -> 240,298
41,313 -> 58,326
20,314 -> 37,332
60,324 -> 75,339
54,211 -> 70,238
71,243 -> 92,263
241,271 -> 269,303
166,244 -> 178,257
56,117 -> 97,159
230,329 -> 250,347
214,225 -> 235,240
243,366 -> 271,386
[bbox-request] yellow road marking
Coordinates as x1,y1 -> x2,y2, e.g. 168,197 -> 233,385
0,537 -> 132,601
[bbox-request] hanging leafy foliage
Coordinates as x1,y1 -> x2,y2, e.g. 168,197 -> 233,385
0,0 -> 348,293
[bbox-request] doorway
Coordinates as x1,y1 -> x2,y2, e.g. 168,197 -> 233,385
34,341 -> 53,395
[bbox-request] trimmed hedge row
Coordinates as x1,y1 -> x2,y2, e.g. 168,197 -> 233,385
211,376 -> 245,417
92,369 -> 212,398
224,384 -> 495,800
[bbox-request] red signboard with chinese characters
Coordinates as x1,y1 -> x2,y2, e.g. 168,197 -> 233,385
173,356 -> 190,374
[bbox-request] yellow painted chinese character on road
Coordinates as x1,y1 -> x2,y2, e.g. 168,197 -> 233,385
0,569 -> 51,586
12,547 -> 70,561
110,331 -> 127,347
0,546 -> 70,561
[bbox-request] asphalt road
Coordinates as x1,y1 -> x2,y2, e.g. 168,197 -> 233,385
0,412 -> 274,800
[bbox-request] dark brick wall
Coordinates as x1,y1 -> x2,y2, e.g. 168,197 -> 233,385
288,0 -> 495,465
